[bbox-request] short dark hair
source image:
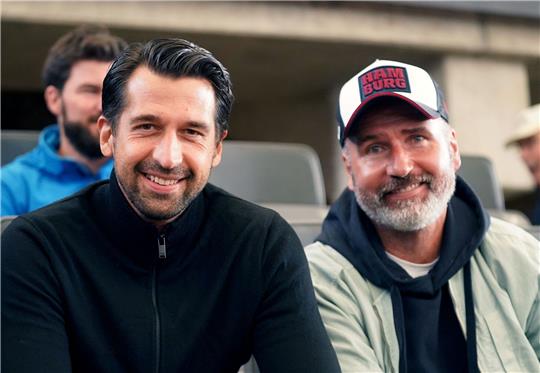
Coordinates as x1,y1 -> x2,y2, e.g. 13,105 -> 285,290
102,38 -> 234,139
42,25 -> 127,90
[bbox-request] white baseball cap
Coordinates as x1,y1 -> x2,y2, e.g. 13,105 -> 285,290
337,59 -> 449,146
505,104 -> 540,147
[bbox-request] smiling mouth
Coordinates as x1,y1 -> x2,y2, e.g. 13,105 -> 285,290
145,174 -> 181,186
386,182 -> 423,195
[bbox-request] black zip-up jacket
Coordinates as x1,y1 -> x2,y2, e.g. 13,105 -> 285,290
2,172 -> 340,373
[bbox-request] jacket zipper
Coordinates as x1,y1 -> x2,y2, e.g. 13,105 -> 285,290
158,234 -> 167,259
152,234 -> 167,373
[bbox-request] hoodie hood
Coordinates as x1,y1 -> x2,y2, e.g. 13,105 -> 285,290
318,175 -> 488,372
317,175 -> 489,294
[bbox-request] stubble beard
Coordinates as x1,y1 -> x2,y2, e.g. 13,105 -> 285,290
119,160 -> 204,222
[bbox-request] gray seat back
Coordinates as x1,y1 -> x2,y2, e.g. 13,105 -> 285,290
210,141 -> 326,205
261,203 -> 328,246
1,130 -> 40,166
457,155 -> 505,210
1,215 -> 17,233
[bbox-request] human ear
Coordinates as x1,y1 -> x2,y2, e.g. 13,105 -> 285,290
211,130 -> 228,168
341,143 -> 355,191
98,116 -> 114,157
448,128 -> 461,171
44,86 -> 62,117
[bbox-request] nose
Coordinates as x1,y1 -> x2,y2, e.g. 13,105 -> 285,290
386,145 -> 413,178
153,131 -> 182,169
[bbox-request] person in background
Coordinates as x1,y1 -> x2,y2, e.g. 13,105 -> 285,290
1,25 -> 127,216
2,38 -> 340,373
306,59 -> 540,372
505,103 -> 540,225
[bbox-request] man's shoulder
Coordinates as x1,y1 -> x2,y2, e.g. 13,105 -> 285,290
8,181 -> 106,231
483,217 -> 539,255
1,148 -> 42,178
477,217 -> 539,276
305,242 -> 359,284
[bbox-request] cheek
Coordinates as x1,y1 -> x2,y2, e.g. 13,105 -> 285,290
116,139 -> 152,165
429,145 -> 454,173
349,160 -> 384,190
190,148 -> 216,173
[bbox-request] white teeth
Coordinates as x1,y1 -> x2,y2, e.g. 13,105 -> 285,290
396,183 -> 420,193
146,174 -> 179,186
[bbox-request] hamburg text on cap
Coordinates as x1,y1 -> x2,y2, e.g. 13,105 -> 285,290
337,59 -> 449,147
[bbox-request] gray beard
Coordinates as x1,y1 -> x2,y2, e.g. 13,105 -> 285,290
353,170 -> 456,232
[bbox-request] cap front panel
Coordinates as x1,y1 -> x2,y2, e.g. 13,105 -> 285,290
337,59 -> 446,146
358,65 -> 411,101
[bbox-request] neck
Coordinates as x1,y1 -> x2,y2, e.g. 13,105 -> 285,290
57,132 -> 109,174
115,177 -> 181,230
374,210 -> 447,264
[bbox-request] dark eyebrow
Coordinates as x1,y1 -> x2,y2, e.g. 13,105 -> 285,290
77,83 -> 100,90
129,115 -> 212,133
130,114 -> 160,124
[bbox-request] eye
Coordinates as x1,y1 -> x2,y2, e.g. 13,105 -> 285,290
183,128 -> 204,137
365,144 -> 385,155
411,134 -> 426,143
134,123 -> 155,131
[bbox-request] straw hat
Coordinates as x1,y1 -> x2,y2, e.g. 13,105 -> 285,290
505,104 -> 540,147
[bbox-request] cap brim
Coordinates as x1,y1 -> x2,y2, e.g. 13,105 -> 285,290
343,92 -> 440,139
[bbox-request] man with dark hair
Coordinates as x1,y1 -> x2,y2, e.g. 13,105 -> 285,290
1,25 -> 127,216
2,38 -> 340,373
306,60 -> 539,372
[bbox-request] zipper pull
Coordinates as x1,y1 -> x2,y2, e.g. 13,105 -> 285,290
157,234 -> 167,259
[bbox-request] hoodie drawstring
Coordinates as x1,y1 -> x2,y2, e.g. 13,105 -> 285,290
390,286 -> 408,373
464,261 -> 479,373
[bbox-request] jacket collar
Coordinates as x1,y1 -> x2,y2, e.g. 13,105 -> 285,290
26,124 -> 112,177
317,176 -> 489,293
93,170 -> 206,268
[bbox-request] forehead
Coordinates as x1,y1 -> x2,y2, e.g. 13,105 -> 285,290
67,60 -> 112,84
121,66 -> 216,122
352,104 -> 434,137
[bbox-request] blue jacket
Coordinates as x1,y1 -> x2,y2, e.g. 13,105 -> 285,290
1,125 -> 112,216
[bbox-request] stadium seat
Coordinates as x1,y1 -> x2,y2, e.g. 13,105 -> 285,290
1,130 -> 40,166
261,203 -> 328,246
210,141 -> 326,205
1,215 -> 17,233
457,155 -> 505,211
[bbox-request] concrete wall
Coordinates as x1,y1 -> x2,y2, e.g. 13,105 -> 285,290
442,56 -> 532,190
2,1 -> 539,201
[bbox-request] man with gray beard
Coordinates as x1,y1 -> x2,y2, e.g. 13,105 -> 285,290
1,25 -> 127,216
306,60 -> 540,373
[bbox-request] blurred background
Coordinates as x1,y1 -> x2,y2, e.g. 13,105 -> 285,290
2,0 -> 539,203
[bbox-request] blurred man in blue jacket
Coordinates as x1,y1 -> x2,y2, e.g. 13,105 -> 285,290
1,25 -> 126,216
